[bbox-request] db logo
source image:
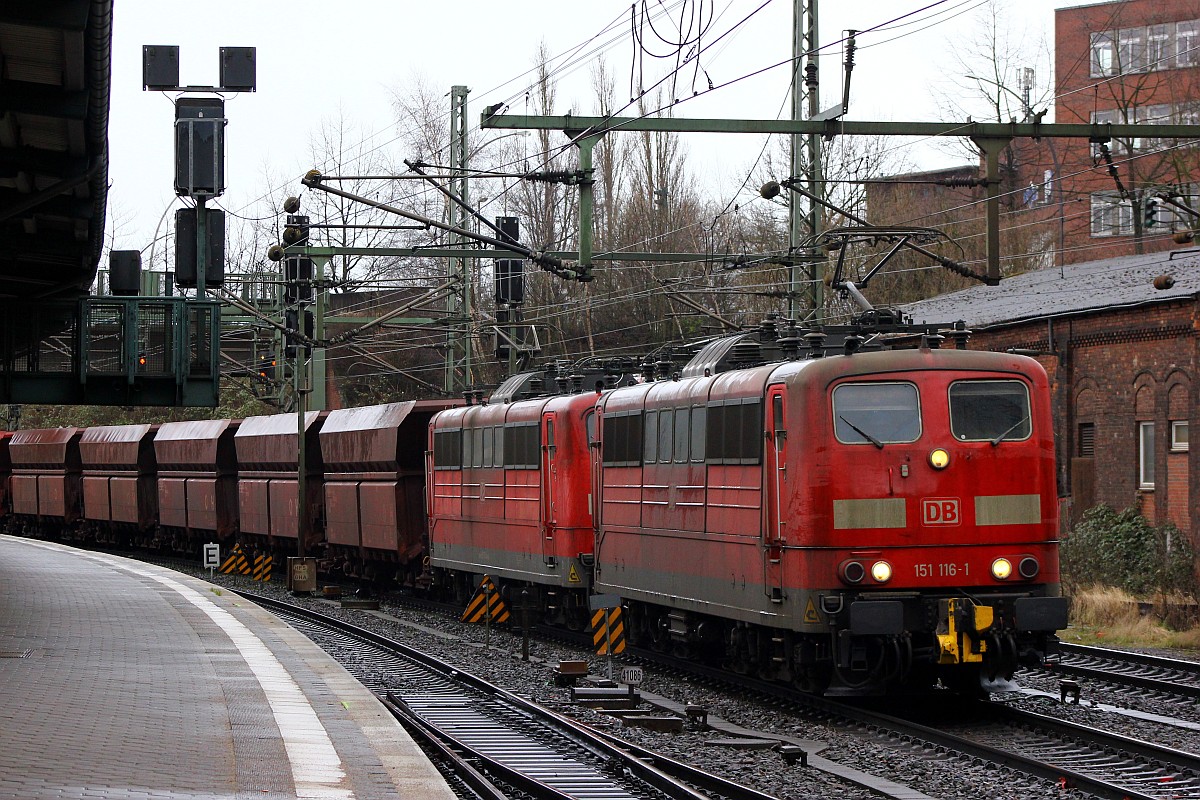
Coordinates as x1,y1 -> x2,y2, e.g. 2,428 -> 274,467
922,498 -> 961,525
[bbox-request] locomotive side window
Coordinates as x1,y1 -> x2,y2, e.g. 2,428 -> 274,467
706,399 -> 763,464
433,429 -> 462,470
503,423 -> 539,469
673,407 -> 690,462
833,383 -> 920,445
602,411 -> 643,466
483,425 -> 495,466
472,427 -> 485,468
948,380 -> 1031,442
689,406 -> 706,462
644,411 -> 658,463
658,409 -> 673,463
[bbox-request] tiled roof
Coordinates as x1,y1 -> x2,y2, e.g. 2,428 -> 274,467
899,248 -> 1200,328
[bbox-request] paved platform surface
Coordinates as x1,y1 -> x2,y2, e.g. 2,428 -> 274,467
0,535 -> 458,800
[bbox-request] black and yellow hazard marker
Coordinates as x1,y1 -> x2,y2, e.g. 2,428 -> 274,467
220,544 -> 252,576
252,553 -> 272,582
461,575 -> 510,624
591,606 -> 626,655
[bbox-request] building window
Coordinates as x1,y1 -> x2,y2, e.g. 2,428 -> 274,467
1179,20 -> 1198,68
1172,420 -> 1189,452
1078,422 -> 1095,457
1088,19 -> 1200,74
1091,31 -> 1116,76
1139,421 -> 1155,490
1091,192 -> 1133,236
1118,27 -> 1147,72
1148,24 -> 1174,69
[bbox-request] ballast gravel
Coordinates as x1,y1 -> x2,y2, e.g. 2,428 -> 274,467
175,562 -> 1193,800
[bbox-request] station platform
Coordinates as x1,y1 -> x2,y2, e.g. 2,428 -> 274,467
0,535 -> 457,800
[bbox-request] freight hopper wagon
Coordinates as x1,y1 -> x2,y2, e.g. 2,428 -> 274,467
428,391 -> 599,628
0,432 -> 11,519
79,424 -> 158,545
6,427 -> 83,537
594,347 -> 1069,694
154,419 -> 240,549
235,411 -> 325,554
320,400 -> 457,586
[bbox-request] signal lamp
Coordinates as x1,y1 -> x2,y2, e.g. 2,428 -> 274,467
870,561 -> 892,583
839,560 -> 866,584
1018,556 -> 1039,580
929,448 -> 950,469
991,558 -> 1013,580
267,244 -> 285,262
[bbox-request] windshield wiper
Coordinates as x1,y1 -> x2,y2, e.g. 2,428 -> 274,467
990,414 -> 1030,447
839,415 -> 884,449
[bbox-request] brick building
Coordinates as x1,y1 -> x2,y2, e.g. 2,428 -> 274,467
901,249 -> 1198,539
1053,0 -> 1200,264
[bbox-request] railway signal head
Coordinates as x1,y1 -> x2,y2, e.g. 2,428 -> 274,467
256,358 -> 275,381
1144,197 -> 1159,228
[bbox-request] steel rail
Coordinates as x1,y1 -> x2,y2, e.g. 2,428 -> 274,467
242,591 -> 766,800
1050,642 -> 1200,699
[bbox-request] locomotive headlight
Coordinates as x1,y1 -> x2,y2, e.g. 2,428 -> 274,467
870,561 -> 893,583
1018,556 -> 1040,580
991,558 -> 1013,580
929,448 -> 950,469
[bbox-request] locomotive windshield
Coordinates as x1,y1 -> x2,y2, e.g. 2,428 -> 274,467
948,380 -> 1031,442
833,382 -> 921,445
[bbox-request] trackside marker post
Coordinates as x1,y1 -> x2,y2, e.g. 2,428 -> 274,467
203,543 -> 219,579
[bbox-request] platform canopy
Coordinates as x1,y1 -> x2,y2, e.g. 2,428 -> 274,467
0,1 -> 112,301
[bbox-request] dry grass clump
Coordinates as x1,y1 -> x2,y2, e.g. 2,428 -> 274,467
1063,585 -> 1200,650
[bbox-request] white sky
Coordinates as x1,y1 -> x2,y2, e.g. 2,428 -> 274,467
105,0 -> 1095,255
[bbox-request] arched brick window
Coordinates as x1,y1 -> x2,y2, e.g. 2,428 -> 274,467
1135,384 -> 1155,489
1075,387 -> 1096,457
1169,383 -> 1190,452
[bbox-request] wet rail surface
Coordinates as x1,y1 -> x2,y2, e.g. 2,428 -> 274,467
631,643 -> 1200,800
1045,642 -> 1200,699
244,591 -> 779,800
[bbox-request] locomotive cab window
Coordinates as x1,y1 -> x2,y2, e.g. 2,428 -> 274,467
833,383 -> 920,445
602,411 -> 643,467
503,423 -> 539,469
433,429 -> 463,469
948,380 -> 1031,443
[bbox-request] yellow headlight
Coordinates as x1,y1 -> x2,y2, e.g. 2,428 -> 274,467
929,448 -> 950,469
991,558 -> 1013,580
871,561 -> 893,583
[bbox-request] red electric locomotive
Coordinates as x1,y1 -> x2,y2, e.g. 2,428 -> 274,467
427,387 -> 600,627
594,343 -> 1067,693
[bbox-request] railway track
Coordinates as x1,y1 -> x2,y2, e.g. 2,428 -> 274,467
1047,642 -> 1200,699
143,558 -> 1200,800
242,591 -> 779,800
627,644 -> 1200,800
891,700 -> 1200,800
